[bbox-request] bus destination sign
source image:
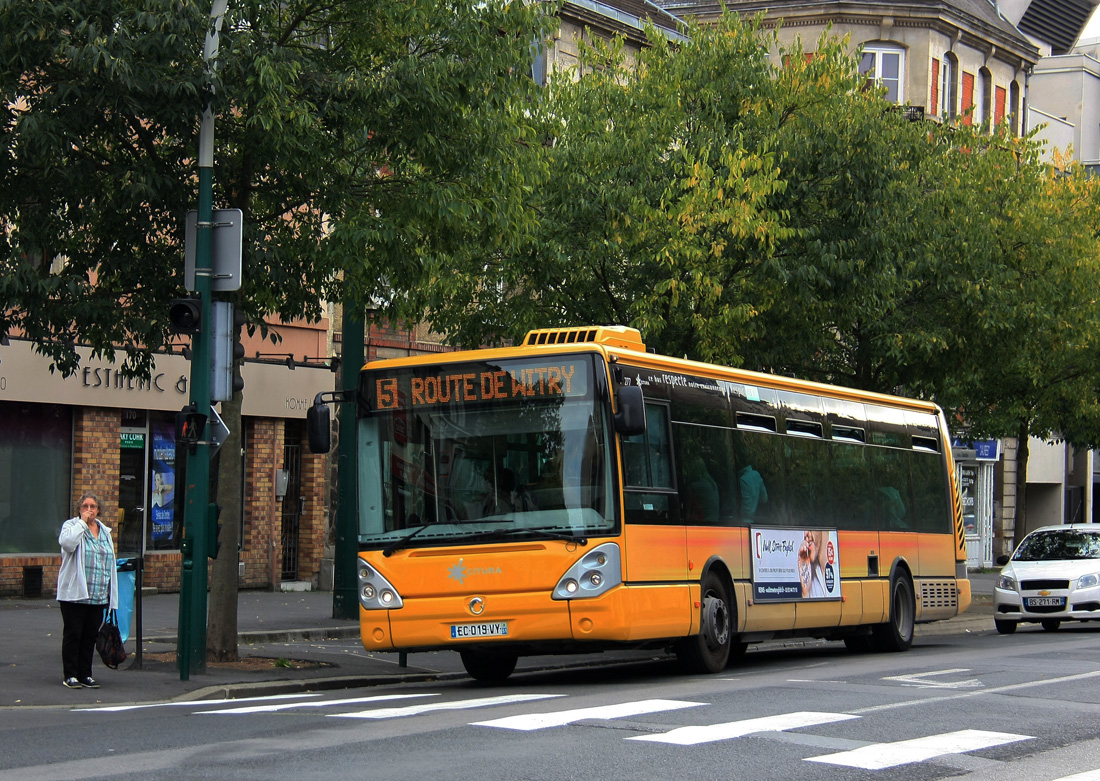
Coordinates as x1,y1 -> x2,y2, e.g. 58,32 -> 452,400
370,360 -> 589,411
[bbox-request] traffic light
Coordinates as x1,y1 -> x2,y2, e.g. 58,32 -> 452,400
211,301 -> 246,402
175,403 -> 207,446
169,297 -> 202,334
207,503 -> 222,559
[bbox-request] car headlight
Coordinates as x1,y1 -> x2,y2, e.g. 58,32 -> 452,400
1077,573 -> 1100,590
996,574 -> 1018,592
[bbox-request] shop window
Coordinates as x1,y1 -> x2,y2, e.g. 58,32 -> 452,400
0,402 -> 73,553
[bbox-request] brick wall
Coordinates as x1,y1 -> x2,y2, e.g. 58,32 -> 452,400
242,418 -> 283,588
2,409 -> 328,597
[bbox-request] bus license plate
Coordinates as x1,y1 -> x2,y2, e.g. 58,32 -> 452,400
451,622 -> 509,639
1025,596 -> 1065,608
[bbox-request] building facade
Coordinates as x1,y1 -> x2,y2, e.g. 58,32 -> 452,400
657,0 -> 1038,132
0,317 -> 335,598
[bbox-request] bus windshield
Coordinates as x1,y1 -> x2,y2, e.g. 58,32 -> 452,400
356,354 -> 617,549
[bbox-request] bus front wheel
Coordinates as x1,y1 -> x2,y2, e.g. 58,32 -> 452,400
460,649 -> 518,683
872,572 -> 915,652
676,571 -> 732,674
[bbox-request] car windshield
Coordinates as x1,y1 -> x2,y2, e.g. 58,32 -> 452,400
1012,530 -> 1100,561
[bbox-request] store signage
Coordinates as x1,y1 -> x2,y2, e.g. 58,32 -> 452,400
0,339 -> 333,419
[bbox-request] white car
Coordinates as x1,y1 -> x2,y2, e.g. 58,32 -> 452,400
993,524 -> 1100,634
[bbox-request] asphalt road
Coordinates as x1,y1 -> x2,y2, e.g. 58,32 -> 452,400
4,616 -> 1100,781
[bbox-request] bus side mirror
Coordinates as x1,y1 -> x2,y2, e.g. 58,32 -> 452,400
613,384 -> 646,436
307,399 -> 331,454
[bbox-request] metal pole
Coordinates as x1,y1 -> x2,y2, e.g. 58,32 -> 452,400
178,0 -> 228,680
332,313 -> 363,619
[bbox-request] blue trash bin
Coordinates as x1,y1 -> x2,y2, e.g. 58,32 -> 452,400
116,558 -> 136,644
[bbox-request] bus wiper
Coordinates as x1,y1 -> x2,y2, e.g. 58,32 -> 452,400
383,524 -> 431,557
384,519 -> 514,557
496,526 -> 589,546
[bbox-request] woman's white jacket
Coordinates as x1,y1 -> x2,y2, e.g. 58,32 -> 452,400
57,517 -> 119,609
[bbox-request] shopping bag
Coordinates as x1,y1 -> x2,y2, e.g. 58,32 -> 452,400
96,609 -> 127,669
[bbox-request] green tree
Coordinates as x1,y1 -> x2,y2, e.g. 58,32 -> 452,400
2,0 -> 553,658
408,11 -> 1100,542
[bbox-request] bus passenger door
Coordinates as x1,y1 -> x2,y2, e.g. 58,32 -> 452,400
619,402 -> 691,635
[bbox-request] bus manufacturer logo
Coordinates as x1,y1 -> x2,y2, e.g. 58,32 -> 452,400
448,558 -> 502,585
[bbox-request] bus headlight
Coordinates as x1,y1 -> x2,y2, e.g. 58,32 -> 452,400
553,543 -> 622,600
358,560 -> 403,610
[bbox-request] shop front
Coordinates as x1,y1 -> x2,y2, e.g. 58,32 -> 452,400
953,439 -> 1001,569
0,339 -> 333,596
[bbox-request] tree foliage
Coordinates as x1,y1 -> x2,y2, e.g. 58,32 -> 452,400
412,12 -> 1100,457
1,0 -> 553,374
2,0 -> 554,658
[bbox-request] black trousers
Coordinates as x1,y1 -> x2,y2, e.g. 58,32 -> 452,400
60,601 -> 106,680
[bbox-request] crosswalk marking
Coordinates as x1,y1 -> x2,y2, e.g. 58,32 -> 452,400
330,693 -> 564,719
471,699 -> 705,731
196,693 -> 438,714
627,711 -> 859,746
882,668 -> 983,689
805,729 -> 1032,769
76,693 -> 321,713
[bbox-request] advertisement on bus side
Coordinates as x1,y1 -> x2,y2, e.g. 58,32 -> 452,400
751,527 -> 841,601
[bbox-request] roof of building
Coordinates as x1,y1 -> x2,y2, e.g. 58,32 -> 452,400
652,0 -> 1037,57
562,0 -> 687,43
1016,0 -> 1100,54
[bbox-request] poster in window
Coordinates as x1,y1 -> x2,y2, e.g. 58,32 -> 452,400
149,421 -> 176,541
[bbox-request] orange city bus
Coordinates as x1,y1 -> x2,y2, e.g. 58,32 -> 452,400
307,325 -> 971,681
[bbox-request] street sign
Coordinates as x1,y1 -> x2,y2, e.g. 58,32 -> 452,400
184,208 -> 243,292
208,407 -> 230,456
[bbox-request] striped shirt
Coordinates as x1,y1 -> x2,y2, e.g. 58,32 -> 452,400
79,528 -> 114,605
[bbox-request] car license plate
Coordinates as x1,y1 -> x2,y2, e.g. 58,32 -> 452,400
450,622 -> 509,639
1024,596 -> 1065,607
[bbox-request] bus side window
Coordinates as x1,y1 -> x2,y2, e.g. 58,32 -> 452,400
909,451 -> 951,532
673,424 -> 734,525
732,430 -> 785,525
870,446 -> 912,531
785,435 -> 833,527
621,403 -> 678,524
829,441 -> 876,530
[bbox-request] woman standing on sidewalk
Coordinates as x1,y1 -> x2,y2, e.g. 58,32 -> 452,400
57,493 -> 118,689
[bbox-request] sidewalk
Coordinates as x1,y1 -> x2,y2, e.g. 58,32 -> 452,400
0,574 -> 996,709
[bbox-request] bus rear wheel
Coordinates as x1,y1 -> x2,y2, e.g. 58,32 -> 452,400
872,573 -> 915,652
676,571 -> 732,674
460,649 -> 518,683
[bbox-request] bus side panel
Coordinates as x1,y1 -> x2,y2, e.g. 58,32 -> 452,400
624,524 -> 689,583
571,584 -> 693,642
879,532 -> 919,581
837,530 -> 879,579
838,582 -> 865,626
794,599 -> 842,630
861,578 -> 887,624
919,531 -> 957,578
686,525 -> 747,580
742,600 -> 796,632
